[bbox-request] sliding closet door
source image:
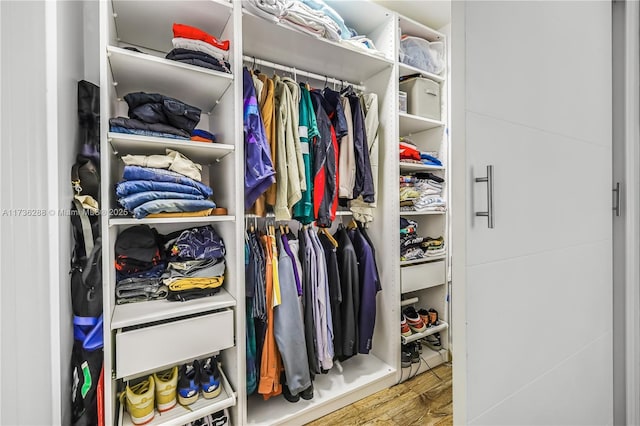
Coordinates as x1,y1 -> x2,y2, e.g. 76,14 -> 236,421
453,1 -> 613,424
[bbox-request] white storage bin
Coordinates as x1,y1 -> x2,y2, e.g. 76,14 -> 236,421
401,260 -> 445,293
399,76 -> 441,121
115,309 -> 234,379
399,35 -> 445,75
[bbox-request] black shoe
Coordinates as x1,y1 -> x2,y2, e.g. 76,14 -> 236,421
401,350 -> 412,368
299,383 -> 314,400
281,373 -> 299,403
425,332 -> 442,351
178,360 -> 200,406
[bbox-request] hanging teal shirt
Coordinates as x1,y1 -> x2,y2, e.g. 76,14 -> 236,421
293,85 -> 317,224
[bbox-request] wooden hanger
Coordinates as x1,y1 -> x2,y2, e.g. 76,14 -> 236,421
319,227 -> 339,247
347,218 -> 358,230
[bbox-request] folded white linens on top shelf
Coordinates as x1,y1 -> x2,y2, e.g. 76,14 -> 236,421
244,0 -> 383,54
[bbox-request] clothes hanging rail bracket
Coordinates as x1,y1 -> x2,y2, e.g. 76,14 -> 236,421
242,55 -> 366,92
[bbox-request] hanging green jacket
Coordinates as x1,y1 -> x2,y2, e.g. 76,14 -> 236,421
293,85 -> 317,224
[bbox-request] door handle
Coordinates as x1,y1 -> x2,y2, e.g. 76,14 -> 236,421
613,182 -> 621,217
475,165 -> 494,228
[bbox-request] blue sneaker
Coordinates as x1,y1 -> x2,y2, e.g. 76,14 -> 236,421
199,356 -> 221,399
178,360 -> 200,406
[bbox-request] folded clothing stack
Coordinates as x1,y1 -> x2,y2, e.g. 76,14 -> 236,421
400,172 -> 446,213
399,137 -> 442,167
168,23 -> 231,74
399,218 -> 446,261
163,225 -> 226,301
114,225 -> 227,304
115,150 -> 216,219
244,0 -> 382,54
115,225 -> 168,304
110,92 -> 202,140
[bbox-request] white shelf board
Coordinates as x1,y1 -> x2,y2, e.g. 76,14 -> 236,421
401,321 -> 449,344
398,15 -> 445,42
107,46 -> 233,112
111,288 -> 236,329
398,62 -> 445,82
400,255 -> 447,266
399,162 -> 445,172
242,9 -> 394,84
399,112 -> 444,134
119,364 -> 236,426
246,355 -> 395,425
108,133 -> 234,164
111,0 -> 233,54
400,210 -> 446,216
109,215 -> 235,227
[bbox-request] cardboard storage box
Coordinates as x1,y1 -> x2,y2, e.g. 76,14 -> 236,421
399,76 -> 441,121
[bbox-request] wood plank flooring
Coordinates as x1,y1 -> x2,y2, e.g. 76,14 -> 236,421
306,363 -> 453,426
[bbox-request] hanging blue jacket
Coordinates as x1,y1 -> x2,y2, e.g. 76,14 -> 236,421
243,67 -> 275,209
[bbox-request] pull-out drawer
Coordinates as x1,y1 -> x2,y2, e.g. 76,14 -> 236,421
115,309 -> 234,379
401,260 -> 445,293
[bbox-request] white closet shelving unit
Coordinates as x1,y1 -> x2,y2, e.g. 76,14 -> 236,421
99,0 -> 244,424
97,0 -> 451,424
396,13 -> 451,380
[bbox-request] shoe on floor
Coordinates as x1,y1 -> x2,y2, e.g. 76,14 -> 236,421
199,356 -> 222,399
178,361 -> 200,406
299,383 -> 314,400
120,376 -> 155,425
403,307 -> 427,333
401,313 -> 413,337
153,366 -> 177,412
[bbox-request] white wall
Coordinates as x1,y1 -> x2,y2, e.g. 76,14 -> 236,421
53,1 -> 98,424
1,1 -> 53,424
612,2 -> 626,424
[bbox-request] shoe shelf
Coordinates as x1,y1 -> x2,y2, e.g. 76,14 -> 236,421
108,215 -> 236,227
111,288 -> 237,330
398,62 -> 444,83
398,112 -> 444,135
107,45 -> 234,112
108,133 -> 235,164
400,344 -> 448,383
399,161 -> 445,172
401,320 -> 449,344
399,210 -> 446,216
118,364 -> 237,426
400,255 -> 447,267
242,9 -> 394,85
111,0 -> 233,54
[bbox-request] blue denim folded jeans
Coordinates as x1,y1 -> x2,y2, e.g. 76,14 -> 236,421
123,166 -> 213,198
133,198 -> 216,219
119,191 -> 204,211
110,125 -> 189,140
116,180 -> 206,198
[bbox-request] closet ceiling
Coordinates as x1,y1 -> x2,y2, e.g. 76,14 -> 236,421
373,0 -> 450,30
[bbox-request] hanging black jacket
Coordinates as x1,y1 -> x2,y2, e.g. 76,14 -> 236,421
318,232 -> 343,359
347,93 -> 375,203
334,226 -> 359,358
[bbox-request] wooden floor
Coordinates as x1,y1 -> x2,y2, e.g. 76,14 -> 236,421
306,363 -> 453,426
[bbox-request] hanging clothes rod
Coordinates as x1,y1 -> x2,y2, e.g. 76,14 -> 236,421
242,55 -> 366,92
